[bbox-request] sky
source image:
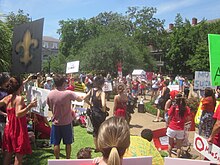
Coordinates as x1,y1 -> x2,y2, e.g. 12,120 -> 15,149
1,0 -> 220,39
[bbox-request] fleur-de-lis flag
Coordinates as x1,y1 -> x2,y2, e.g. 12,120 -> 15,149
11,18 -> 44,75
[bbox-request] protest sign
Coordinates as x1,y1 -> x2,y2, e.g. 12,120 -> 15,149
27,86 -> 50,117
168,85 -> 179,91
48,156 -> 152,165
208,34 -> 220,86
71,91 -> 86,107
164,157 -> 213,165
146,72 -> 153,81
193,133 -> 220,162
66,61 -> 80,73
102,82 -> 113,92
194,71 -> 214,90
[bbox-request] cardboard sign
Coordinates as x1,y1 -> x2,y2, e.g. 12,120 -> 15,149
102,82 -> 113,92
194,71 -> 214,90
168,85 -> 179,91
208,34 -> 220,86
71,91 -> 86,107
66,61 -> 80,73
146,72 -> 153,81
193,133 -> 220,162
11,18 -> 44,75
48,156 -> 152,165
164,157 -> 214,165
27,86 -> 50,117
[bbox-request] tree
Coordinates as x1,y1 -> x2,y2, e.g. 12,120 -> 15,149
126,6 -> 165,49
6,9 -> 31,30
0,21 -> 12,71
165,14 -> 195,74
67,32 -> 149,75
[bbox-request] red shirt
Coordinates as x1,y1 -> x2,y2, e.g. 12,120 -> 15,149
201,96 -> 215,112
132,81 -> 139,90
168,105 -> 190,130
213,105 -> 220,147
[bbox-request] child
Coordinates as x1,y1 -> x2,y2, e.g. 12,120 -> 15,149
77,147 -> 92,159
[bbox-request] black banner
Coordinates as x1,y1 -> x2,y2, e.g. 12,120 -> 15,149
11,18 -> 44,75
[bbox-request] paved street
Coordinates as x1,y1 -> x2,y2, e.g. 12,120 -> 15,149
106,96 -> 202,159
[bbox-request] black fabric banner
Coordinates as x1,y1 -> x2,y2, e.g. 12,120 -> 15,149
11,18 -> 44,75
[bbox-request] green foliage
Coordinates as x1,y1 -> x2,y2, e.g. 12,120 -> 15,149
0,21 -> 12,71
58,8 -> 165,74
6,9 -> 31,30
76,32 -> 147,74
165,14 -> 220,74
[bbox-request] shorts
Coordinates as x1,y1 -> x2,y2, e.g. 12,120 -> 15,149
166,127 -> 185,140
131,89 -> 138,95
50,123 -> 73,145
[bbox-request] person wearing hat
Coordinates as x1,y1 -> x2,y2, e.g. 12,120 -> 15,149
44,77 -> 53,90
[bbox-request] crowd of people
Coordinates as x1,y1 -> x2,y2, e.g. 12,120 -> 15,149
0,71 -> 220,164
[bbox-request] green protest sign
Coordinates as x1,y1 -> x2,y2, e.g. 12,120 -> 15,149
208,34 -> 220,86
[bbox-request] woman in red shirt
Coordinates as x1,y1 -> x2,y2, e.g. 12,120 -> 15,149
198,87 -> 216,138
166,93 -> 190,158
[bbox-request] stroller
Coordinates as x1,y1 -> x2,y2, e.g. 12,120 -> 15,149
126,93 -> 136,124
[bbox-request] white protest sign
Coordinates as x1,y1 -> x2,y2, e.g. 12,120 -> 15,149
102,82 -> 113,92
168,85 -> 179,91
71,91 -> 86,107
194,71 -> 215,90
29,86 -> 50,117
164,157 -> 213,165
193,133 -> 220,162
48,156 -> 152,165
66,61 -> 79,73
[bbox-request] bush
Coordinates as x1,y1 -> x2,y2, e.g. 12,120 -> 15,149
186,97 -> 200,113
145,102 -> 164,117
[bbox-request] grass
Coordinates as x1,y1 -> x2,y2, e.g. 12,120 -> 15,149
145,102 -> 164,117
0,125 -> 101,165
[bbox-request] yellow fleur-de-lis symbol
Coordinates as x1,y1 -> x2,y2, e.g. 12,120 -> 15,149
15,30 -> 38,66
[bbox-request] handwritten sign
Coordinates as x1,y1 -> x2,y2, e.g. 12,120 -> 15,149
28,86 -> 50,117
194,71 -> 215,90
48,156 -> 152,165
102,82 -> 113,92
66,61 -> 79,73
164,157 -> 214,165
168,85 -> 179,91
71,91 -> 86,107
208,34 -> 220,86
193,133 -> 220,162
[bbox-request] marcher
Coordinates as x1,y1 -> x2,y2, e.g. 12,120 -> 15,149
93,117 -> 130,165
113,84 -> 128,119
44,77 -> 53,90
0,76 -> 37,165
183,77 -> 190,98
208,104 -> 220,148
198,87 -> 216,138
84,75 -> 107,151
153,80 -> 170,122
166,93 -> 191,158
32,113 -> 51,139
164,90 -> 179,127
47,74 -> 83,159
0,73 -> 9,148
151,77 -> 159,102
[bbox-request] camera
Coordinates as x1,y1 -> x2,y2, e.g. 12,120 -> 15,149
32,75 -> 38,79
